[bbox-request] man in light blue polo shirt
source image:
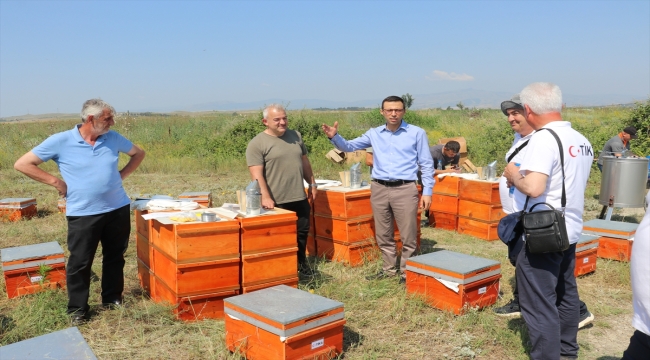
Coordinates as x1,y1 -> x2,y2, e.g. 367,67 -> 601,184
14,99 -> 145,324
322,95 -> 434,283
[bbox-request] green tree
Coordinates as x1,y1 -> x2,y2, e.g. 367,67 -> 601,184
456,101 -> 465,110
402,93 -> 414,109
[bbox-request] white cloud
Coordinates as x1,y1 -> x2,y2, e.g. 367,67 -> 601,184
426,70 -> 474,81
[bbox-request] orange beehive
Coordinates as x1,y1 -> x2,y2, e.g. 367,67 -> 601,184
457,217 -> 499,241
457,200 -> 505,222
135,209 -> 152,240
154,275 -> 239,321
225,285 -> 345,360
582,219 -> 637,262
458,179 -> 500,204
151,217 -> 241,296
405,250 -> 501,315
428,211 -> 458,230
241,277 -> 299,294
575,234 -> 599,277
314,215 -> 375,243
136,258 -> 155,298
315,236 -> 378,267
238,208 -> 298,290
178,191 -> 212,208
429,194 -> 459,214
1,242 -> 66,299
0,198 -> 37,222
312,187 -> 372,219
433,175 -> 461,196
596,236 -> 633,262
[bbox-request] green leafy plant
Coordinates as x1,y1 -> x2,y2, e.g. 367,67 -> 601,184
36,263 -> 52,284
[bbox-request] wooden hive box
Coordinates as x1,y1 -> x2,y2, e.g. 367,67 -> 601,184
1,241 -> 66,299
242,277 -> 299,294
134,209 -> 152,241
239,208 -> 298,288
428,211 -> 458,230
0,198 -> 37,222
151,217 -> 241,296
457,217 -> 499,241
136,258 -> 155,298
595,236 -> 633,262
0,327 -> 97,359
582,219 -> 637,262
405,250 -> 501,315
433,175 -> 461,196
582,219 -> 637,239
315,236 -> 378,267
429,194 -> 459,214
312,186 -> 372,219
458,179 -> 500,204
314,215 -> 375,244
457,200 -> 505,222
225,285 -> 345,360
178,191 -> 213,208
575,234 -> 599,277
154,275 -> 239,321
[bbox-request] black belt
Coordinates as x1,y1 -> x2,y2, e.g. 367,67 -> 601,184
372,179 -> 415,187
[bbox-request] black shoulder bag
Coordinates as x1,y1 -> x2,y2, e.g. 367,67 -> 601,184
520,128 -> 570,254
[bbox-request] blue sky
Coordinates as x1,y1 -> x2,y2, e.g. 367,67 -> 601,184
1,0 -> 648,117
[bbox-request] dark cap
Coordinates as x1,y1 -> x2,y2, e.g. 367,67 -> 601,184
623,126 -> 638,139
500,94 -> 524,115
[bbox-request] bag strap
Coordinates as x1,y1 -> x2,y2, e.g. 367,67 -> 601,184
522,128 -> 566,211
507,140 -> 529,163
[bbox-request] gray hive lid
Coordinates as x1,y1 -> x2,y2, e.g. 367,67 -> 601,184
0,327 -> 97,359
225,285 -> 343,325
178,192 -> 211,197
578,234 -> 599,244
1,242 -> 64,263
0,198 -> 37,208
406,250 -> 501,284
583,219 -> 638,239
576,234 -> 599,252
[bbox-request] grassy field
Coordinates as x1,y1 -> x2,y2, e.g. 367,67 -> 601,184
0,107 -> 645,359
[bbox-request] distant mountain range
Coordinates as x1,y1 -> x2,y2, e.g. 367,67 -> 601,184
145,89 -> 646,112
2,89 -> 646,120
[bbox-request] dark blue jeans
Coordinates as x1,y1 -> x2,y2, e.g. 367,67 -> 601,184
623,330 -> 650,360
516,242 -> 580,359
66,205 -> 130,315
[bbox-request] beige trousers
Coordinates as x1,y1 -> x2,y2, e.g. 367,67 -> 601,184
370,181 -> 419,275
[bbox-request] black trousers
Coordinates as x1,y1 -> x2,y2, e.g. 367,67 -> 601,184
623,330 -> 650,360
516,242 -> 580,360
276,199 -> 310,266
66,205 -> 131,314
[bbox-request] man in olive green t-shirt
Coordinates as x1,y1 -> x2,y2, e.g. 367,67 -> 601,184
246,104 -> 317,276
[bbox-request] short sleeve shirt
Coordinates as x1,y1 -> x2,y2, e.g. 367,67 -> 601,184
32,125 -> 134,216
246,130 -> 308,205
429,144 -> 459,169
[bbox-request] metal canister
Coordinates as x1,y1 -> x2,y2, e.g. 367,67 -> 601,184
201,212 -> 217,222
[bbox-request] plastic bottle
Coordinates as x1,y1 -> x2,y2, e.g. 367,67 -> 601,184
509,163 -> 520,197
245,180 -> 261,215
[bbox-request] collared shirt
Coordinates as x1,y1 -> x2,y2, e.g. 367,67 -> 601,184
498,131 -> 535,214
598,133 -> 631,165
329,120 -> 435,195
32,125 -> 133,216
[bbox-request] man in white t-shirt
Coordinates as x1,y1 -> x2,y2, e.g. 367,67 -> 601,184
493,95 -> 594,330
504,83 -> 593,360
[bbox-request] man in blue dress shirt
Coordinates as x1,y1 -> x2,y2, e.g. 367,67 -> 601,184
322,96 -> 434,283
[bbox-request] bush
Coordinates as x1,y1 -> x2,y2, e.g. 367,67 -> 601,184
627,99 -> 650,157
